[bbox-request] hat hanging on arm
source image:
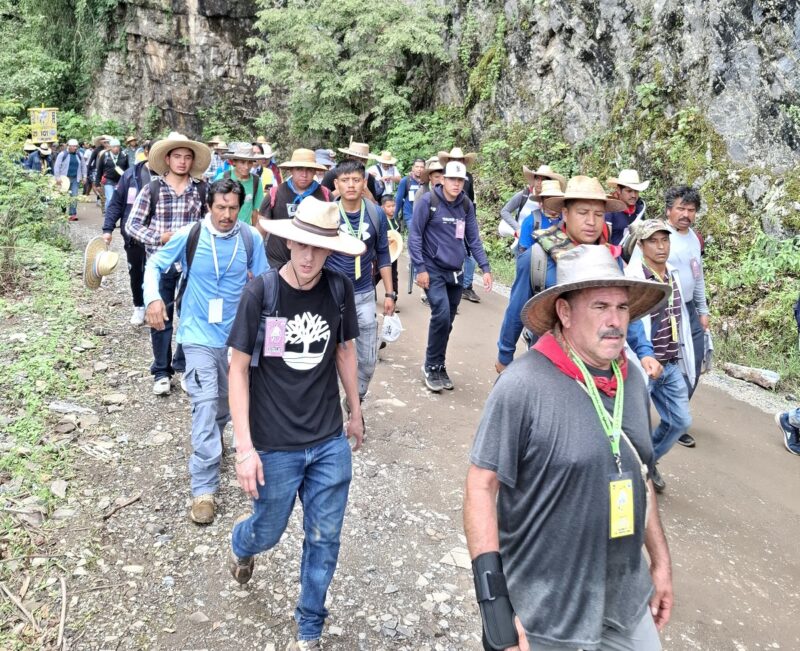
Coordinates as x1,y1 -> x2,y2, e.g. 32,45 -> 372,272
337,140 -> 371,160
83,236 -> 120,290
520,244 -> 669,336
523,164 -> 567,191
543,175 -> 627,214
278,148 -> 327,171
437,147 -> 477,168
148,132 -> 212,178
387,229 -> 403,263
259,196 -> 367,257
606,169 -> 650,192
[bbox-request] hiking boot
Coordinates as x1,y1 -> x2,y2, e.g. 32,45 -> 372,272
229,513 -> 254,583
422,365 -> 443,392
189,494 -> 215,524
439,366 -> 454,390
130,306 -> 145,326
775,412 -> 800,455
677,433 -> 695,448
285,640 -> 321,651
651,466 -> 666,493
153,377 -> 171,396
462,287 -> 481,303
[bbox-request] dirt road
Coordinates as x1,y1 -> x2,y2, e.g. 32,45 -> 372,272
49,204 -> 800,649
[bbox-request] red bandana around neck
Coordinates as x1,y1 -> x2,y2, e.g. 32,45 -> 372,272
533,331 -> 628,397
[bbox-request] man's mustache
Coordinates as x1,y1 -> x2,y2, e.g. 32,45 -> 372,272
599,328 -> 625,339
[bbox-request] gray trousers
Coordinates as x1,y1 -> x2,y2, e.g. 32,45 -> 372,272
183,344 -> 230,497
354,290 -> 378,400
529,607 -> 661,651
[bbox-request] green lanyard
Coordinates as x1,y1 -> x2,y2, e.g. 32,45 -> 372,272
643,263 -> 678,342
338,200 -> 365,238
569,351 -> 625,474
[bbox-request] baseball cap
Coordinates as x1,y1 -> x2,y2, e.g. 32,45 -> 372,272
443,161 -> 467,180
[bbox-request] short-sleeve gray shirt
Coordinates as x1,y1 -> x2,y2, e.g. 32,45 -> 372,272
469,350 -> 655,650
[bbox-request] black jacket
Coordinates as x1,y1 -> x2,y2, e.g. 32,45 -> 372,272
95,150 -> 129,185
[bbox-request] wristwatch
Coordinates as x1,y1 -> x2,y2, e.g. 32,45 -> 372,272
385,292 -> 398,300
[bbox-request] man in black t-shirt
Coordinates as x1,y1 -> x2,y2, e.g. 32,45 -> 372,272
226,196 -> 366,650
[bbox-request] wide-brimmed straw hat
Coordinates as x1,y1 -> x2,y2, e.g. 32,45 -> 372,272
23,140 -> 37,152
543,176 -> 627,213
534,179 -> 565,202
125,135 -> 137,144
222,142 -> 259,162
371,150 -> 397,166
279,148 -> 326,171
93,135 -> 110,147
149,132 -> 211,178
387,229 -> 403,262
38,144 -> 52,155
338,140 -> 370,160
255,135 -> 268,144
83,237 -> 120,290
437,147 -> 477,167
254,143 -> 277,160
419,157 -> 444,184
524,164 -> 566,191
521,245 -> 668,335
259,197 -> 366,257
213,140 -> 229,152
607,169 -> 650,192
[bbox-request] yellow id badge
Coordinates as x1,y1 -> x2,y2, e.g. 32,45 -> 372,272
354,255 -> 362,280
609,472 -> 635,539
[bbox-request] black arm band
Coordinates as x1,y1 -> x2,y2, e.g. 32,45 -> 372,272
472,552 -> 519,651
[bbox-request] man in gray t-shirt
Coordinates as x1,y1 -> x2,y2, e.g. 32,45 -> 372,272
464,245 -> 674,651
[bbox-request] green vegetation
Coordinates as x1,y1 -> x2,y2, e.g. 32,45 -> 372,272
248,0 -> 447,144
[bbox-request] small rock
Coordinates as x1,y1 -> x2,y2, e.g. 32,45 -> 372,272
48,401 -> 95,415
77,369 -> 93,381
51,507 -> 76,519
54,422 -> 76,434
79,414 -> 100,428
92,327 -> 108,336
162,576 -> 175,588
415,575 -> 429,587
188,611 -> 210,624
150,431 -> 173,446
439,547 -> 471,570
122,565 -> 145,574
102,393 -> 127,405
8,333 -> 27,343
107,405 -> 123,414
384,583 -> 399,594
328,626 -> 343,636
79,339 -> 96,349
50,479 -> 68,499
94,361 -> 110,373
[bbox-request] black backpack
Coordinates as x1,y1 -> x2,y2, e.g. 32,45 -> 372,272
174,221 -> 255,312
249,268 -> 348,368
144,177 -> 208,227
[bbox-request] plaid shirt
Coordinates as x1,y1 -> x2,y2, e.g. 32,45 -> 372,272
203,153 -> 223,181
126,178 -> 204,256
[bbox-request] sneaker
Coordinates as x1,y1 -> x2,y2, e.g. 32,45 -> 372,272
422,365 -> 443,392
153,377 -> 171,395
651,465 -> 666,493
130,306 -> 146,326
775,412 -> 800,455
285,641 -> 321,651
439,366 -> 454,390
228,514 -> 255,583
68,215 -> 78,222
462,287 -> 481,303
189,494 -> 215,524
677,433 -> 696,448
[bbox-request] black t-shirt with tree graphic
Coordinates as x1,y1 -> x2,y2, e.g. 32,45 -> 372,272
227,270 -> 358,451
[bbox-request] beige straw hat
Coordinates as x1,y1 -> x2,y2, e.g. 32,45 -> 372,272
419,157 -> 444,184
606,169 -> 650,192
149,132 -> 212,178
543,176 -> 627,213
338,140 -> 371,160
437,147 -> 477,167
521,244 -> 669,336
523,164 -> 566,191
83,237 -> 120,290
278,148 -> 326,171
259,197 -> 366,257
371,150 -> 397,166
533,179 -> 565,202
221,142 -> 260,162
387,229 -> 403,263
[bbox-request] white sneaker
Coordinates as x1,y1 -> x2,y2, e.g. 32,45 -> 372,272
153,377 -> 171,395
130,306 -> 146,325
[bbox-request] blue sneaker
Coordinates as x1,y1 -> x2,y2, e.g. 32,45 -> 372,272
774,412 -> 800,456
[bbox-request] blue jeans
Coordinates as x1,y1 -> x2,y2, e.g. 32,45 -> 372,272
462,255 -> 476,289
231,433 -> 352,641
184,345 -> 229,496
103,182 -> 116,211
354,290 -> 378,399
150,263 -> 185,379
649,361 -> 692,460
68,176 -> 79,215
425,266 -> 463,367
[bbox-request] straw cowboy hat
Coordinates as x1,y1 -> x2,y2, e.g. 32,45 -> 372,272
149,132 -> 211,178
606,169 -> 650,192
38,144 -> 52,155
338,140 -> 371,160
524,164 -> 566,191
371,150 -> 397,166
23,140 -> 37,152
93,135 -> 110,147
213,140 -> 229,152
521,244 -> 669,336
83,236 -> 120,290
125,135 -> 137,144
543,176 -> 627,213
387,229 -> 403,263
419,157 -> 444,184
278,148 -> 326,171
534,179 -> 565,202
259,197 -> 366,257
255,135 -> 268,144
221,142 -> 260,162
437,147 -> 477,167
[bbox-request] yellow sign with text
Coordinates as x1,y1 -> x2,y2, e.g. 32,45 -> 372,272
29,107 -> 58,144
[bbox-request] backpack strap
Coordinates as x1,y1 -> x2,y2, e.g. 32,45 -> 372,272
326,270 -> 348,344
250,268 -> 281,368
174,222 -> 203,313
240,225 -> 255,270
515,190 -> 530,223
363,199 -> 381,236
320,185 -> 331,201
529,243 -> 548,294
144,177 -> 161,227
251,173 -> 260,198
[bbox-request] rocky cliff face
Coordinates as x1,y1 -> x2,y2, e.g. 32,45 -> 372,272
87,0 -> 260,137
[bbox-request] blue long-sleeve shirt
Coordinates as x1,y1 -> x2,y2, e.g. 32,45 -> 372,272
394,175 -> 423,227
104,162 -> 152,237
143,221 -> 268,348
409,185 -> 490,274
496,247 -> 654,366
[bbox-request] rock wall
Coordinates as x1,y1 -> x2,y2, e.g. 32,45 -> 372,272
87,0 -> 260,138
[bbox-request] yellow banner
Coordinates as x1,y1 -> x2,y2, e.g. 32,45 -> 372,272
29,107 -> 58,144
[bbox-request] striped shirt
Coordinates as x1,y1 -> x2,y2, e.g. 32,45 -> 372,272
126,178 -> 204,256
643,265 -> 681,362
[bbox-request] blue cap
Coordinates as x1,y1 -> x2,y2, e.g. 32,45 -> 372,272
314,148 -> 335,167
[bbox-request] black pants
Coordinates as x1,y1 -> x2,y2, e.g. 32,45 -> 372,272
684,300 -> 705,399
123,236 -> 146,308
